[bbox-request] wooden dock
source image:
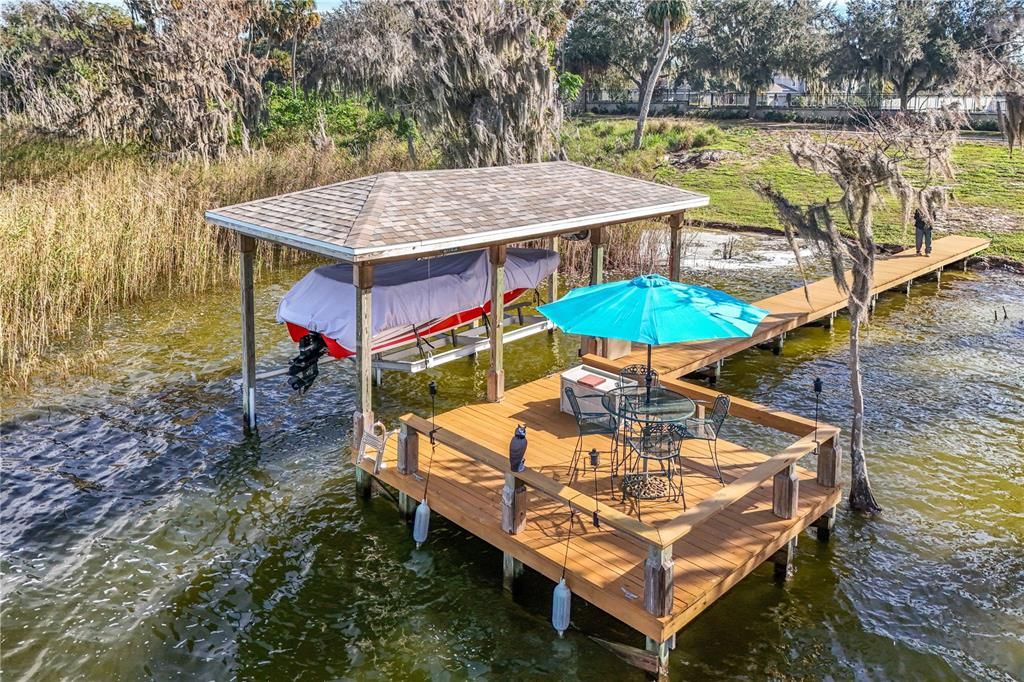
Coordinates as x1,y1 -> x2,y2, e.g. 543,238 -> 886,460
360,372 -> 842,673
585,235 -> 990,380
352,233 -> 988,677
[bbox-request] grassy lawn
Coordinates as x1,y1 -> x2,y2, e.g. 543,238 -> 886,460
566,117 -> 1024,261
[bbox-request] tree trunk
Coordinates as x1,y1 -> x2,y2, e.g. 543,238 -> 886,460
847,273 -> 882,514
748,84 -> 758,118
291,37 -> 298,96
899,85 -> 909,112
633,16 -> 672,150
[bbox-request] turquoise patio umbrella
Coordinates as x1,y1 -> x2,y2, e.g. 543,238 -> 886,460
538,274 -> 770,395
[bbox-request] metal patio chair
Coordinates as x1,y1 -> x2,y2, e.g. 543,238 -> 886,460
679,394 -> 730,484
621,422 -> 688,519
564,386 -> 618,484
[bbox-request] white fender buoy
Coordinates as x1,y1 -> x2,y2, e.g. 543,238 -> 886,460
413,498 -> 431,548
551,578 -> 571,637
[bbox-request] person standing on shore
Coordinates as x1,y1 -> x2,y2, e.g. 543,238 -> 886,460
914,208 -> 933,257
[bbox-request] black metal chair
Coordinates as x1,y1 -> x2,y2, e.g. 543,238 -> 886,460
620,422 -> 687,519
564,386 -> 618,484
679,394 -> 730,484
619,364 -> 660,390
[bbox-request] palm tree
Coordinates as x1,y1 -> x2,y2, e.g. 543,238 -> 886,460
633,0 -> 689,149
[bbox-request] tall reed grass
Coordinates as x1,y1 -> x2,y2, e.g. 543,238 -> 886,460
1,136 -> 417,388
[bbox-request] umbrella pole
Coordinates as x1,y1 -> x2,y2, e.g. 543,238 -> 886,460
646,344 -> 653,404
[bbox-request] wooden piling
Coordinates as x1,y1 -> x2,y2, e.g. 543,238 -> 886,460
644,545 -> 674,618
238,234 -> 257,431
771,537 -> 796,582
487,245 -> 506,403
502,552 -> 524,593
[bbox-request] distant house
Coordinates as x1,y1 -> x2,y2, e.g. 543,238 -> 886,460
765,75 -> 808,107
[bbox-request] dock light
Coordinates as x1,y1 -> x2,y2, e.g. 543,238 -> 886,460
588,448 -> 600,468
551,578 -> 572,637
413,498 -> 431,548
814,378 -> 823,394
509,425 -> 527,472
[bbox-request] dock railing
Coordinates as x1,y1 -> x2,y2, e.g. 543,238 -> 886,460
393,376 -> 841,620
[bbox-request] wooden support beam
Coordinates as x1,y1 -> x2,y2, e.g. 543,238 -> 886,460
501,473 -> 528,534
772,463 -> 799,519
772,537 -> 796,582
644,545 -> 674,617
354,466 -> 372,499
668,213 -> 683,281
398,491 -> 417,521
905,278 -> 913,296
590,227 -> 606,286
815,437 -> 841,488
353,263 -> 374,498
487,245 -> 506,402
813,505 -> 837,543
502,551 -> 524,593
645,636 -> 671,681
397,423 -> 419,475
239,234 -> 257,431
543,236 -> 559,305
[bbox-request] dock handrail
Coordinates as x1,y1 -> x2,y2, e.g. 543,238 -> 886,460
657,426 -> 840,546
399,413 -> 665,547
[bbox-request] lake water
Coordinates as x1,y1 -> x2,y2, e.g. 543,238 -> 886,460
2,235 -> 1022,681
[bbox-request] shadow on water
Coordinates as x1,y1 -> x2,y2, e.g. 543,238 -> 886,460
2,252 -> 1022,681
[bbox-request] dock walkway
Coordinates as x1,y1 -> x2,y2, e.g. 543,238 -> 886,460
586,235 -> 990,379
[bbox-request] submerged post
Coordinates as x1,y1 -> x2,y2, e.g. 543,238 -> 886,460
487,245 -> 507,402
668,213 -> 684,281
239,234 -> 257,431
353,262 -> 374,498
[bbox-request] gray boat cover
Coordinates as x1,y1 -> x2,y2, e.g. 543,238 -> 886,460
277,247 -> 559,352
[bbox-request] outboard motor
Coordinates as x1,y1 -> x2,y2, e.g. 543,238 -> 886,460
288,333 -> 327,393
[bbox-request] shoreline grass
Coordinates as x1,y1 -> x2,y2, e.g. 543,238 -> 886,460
0,137 -> 417,389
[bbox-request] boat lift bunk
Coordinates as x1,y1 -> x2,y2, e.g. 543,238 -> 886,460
259,246 -> 560,385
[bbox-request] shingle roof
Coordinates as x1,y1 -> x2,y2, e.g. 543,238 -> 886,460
205,161 -> 709,262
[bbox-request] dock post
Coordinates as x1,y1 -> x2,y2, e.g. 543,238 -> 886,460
397,423 -> 419,475
815,438 -> 841,489
644,545 -> 674,617
772,463 -> 799,519
936,265 -> 943,285
398,491 -> 418,522
500,473 -> 528,534
502,552 -> 524,593
772,332 -> 785,355
813,506 -> 837,543
826,311 -> 835,331
668,213 -> 683,281
238,234 -> 257,432
771,537 -> 796,582
544,236 -> 559,307
590,227 -> 606,286
487,245 -> 506,403
353,263 -> 375,499
905,279 -> 912,296
644,637 -> 671,680
354,467 -> 372,499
